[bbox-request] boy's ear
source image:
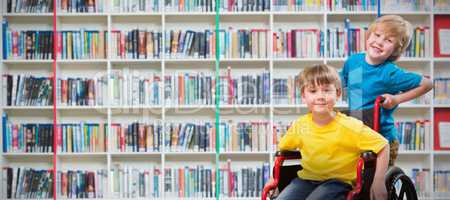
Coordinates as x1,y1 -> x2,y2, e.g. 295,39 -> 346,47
336,88 -> 342,97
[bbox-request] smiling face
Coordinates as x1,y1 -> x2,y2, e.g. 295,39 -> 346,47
365,15 -> 412,64
302,83 -> 340,115
365,28 -> 398,65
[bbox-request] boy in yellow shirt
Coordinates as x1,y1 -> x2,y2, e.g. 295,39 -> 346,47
271,64 -> 389,200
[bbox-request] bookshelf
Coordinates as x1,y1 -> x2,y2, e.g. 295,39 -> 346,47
1,0 -> 449,199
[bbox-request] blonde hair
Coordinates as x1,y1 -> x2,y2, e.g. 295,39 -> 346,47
367,15 -> 412,61
299,64 -> 341,93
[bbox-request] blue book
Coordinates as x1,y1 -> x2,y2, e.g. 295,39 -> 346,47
2,112 -> 8,152
2,19 -> 8,59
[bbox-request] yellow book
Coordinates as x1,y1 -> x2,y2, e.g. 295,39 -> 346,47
93,32 -> 98,59
68,32 -> 73,59
98,124 -> 105,152
231,31 -> 238,58
98,31 -> 105,59
415,28 -> 420,57
92,125 -> 98,152
231,122 -> 238,151
415,121 -> 420,151
84,31 -> 88,58
68,126 -> 72,152
147,31 -> 154,58
84,125 -> 88,152
148,125 -> 154,151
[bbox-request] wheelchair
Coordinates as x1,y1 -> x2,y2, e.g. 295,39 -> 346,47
262,97 -> 418,200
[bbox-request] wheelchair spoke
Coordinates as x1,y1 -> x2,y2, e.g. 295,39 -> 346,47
398,184 -> 406,200
392,192 -> 399,200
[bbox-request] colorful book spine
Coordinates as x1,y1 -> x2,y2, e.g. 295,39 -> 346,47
110,70 -> 161,106
110,164 -> 160,198
3,167 -> 54,199
2,122 -> 54,153
395,120 -> 431,151
111,122 -> 163,152
111,0 -> 160,12
273,29 -> 324,58
57,169 -> 108,198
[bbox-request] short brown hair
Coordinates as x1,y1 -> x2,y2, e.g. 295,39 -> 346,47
367,15 -> 412,61
299,64 -> 341,93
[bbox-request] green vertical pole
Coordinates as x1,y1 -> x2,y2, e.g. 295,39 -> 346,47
215,0 -> 221,199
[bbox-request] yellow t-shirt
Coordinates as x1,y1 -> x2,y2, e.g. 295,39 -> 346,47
278,112 -> 388,185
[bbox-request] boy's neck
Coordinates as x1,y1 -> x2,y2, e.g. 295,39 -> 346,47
311,111 -> 336,127
365,54 -> 384,66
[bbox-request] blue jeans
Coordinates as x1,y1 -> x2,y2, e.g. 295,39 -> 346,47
276,177 -> 352,200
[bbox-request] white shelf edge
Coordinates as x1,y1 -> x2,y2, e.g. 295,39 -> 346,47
381,11 -> 431,15
4,13 -> 53,16
57,106 -> 109,110
110,12 -> 163,16
273,58 -> 324,62
326,11 -> 377,15
2,106 -> 53,110
2,153 -> 53,156
110,152 -> 162,155
2,60 -> 53,64
57,13 -> 108,17
433,151 -> 450,155
109,59 -> 162,63
57,152 -> 108,156
57,59 -> 108,63
433,57 -> 450,62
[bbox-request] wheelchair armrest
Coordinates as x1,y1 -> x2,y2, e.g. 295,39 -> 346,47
346,151 -> 377,200
262,150 -> 302,200
360,151 -> 377,165
275,150 -> 302,159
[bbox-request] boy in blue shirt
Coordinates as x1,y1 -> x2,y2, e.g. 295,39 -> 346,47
340,15 -> 433,165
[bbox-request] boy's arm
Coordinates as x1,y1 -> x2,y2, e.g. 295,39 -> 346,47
278,119 -> 303,151
371,144 -> 389,200
382,76 -> 433,109
278,129 -> 301,151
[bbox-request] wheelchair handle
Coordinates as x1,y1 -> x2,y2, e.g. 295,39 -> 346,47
262,156 -> 283,200
373,96 -> 385,132
262,151 -> 302,200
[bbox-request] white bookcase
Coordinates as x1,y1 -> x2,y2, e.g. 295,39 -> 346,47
1,0 -> 449,199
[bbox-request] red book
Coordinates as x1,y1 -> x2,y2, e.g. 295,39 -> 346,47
227,66 -> 233,105
287,31 -> 292,58
61,79 -> 67,105
434,15 -> 450,57
119,125 -> 125,152
12,124 -> 18,151
434,108 -> 450,150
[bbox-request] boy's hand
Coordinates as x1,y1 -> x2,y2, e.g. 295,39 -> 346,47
264,178 -> 279,198
381,94 -> 399,109
370,178 -> 387,200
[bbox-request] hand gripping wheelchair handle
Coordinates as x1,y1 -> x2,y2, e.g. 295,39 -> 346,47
346,151 -> 377,200
262,150 -> 301,200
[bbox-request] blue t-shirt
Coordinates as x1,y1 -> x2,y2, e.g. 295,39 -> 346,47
340,53 -> 422,142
